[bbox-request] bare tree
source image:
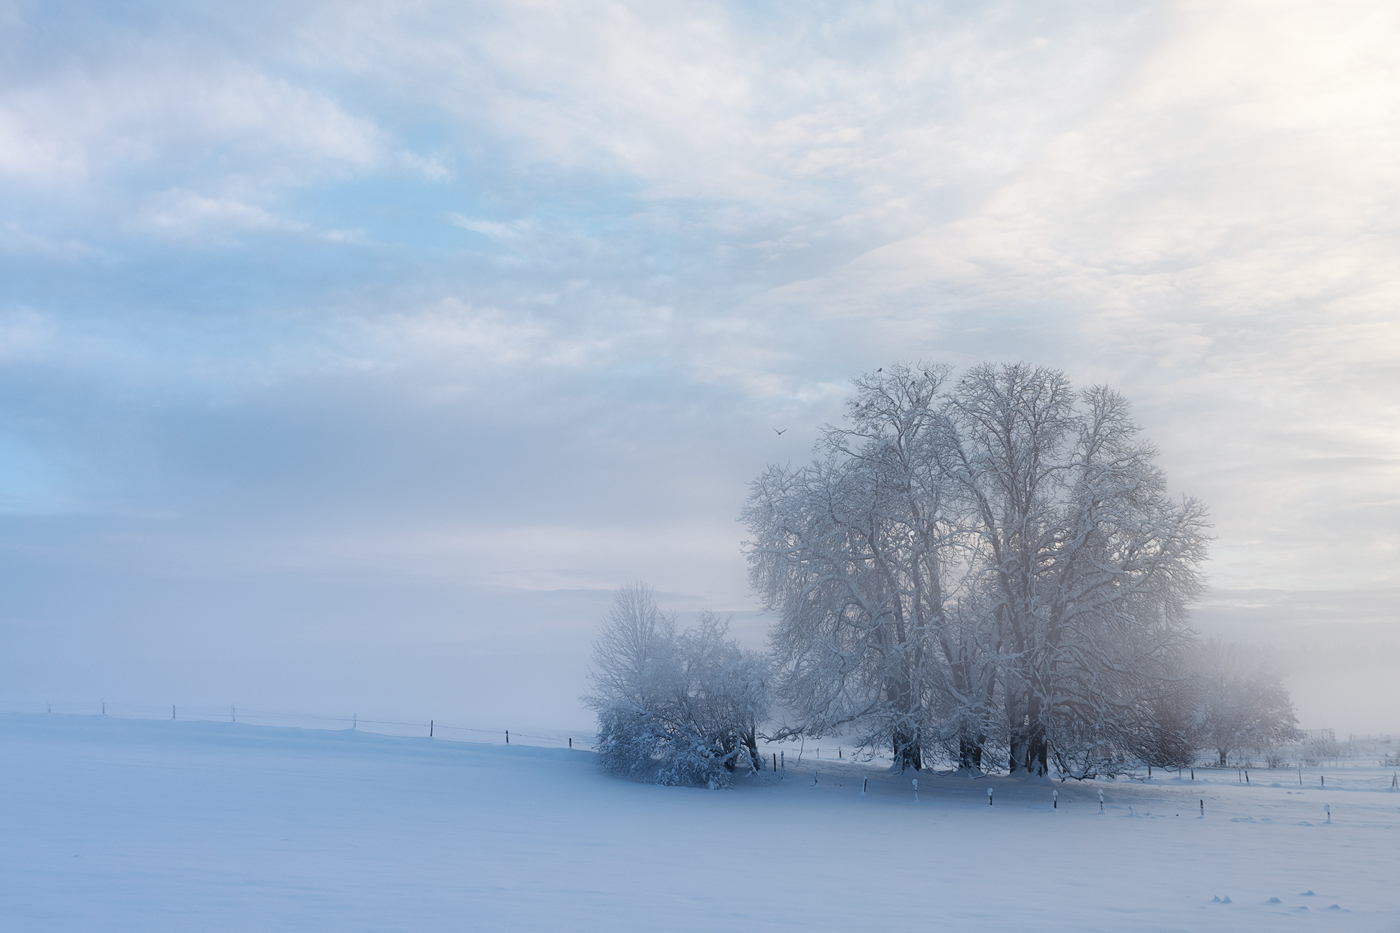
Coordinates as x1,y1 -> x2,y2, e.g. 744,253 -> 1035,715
743,364 -> 975,771
585,585 -> 769,787
744,363 -> 1211,777
1194,637 -> 1299,766
672,611 -> 770,773
945,364 -> 1210,776
586,581 -> 676,714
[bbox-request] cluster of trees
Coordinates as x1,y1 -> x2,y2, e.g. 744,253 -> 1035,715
743,362 -> 1216,776
585,583 -> 767,788
587,363 -> 1299,784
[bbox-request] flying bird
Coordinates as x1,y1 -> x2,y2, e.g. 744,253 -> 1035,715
774,428 -> 787,435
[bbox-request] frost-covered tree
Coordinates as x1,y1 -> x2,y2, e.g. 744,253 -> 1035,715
743,365 -> 980,771
941,364 -> 1210,776
745,363 -> 1211,776
586,581 -> 676,715
585,584 -> 769,787
672,612 -> 770,773
1194,637 -> 1299,766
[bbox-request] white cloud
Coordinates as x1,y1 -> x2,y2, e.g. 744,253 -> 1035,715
139,189 -> 299,236
0,223 -> 100,261
298,0 -> 1152,223
447,214 -> 532,241
400,149 -> 450,180
0,306 -> 55,361
0,60 -> 383,186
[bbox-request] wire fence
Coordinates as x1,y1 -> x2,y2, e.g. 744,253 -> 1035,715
6,702 -> 1395,793
1,699 -> 597,752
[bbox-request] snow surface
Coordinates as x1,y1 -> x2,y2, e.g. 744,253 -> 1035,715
3,713 -> 1398,932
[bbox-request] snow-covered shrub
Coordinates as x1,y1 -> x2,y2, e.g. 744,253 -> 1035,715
595,707 -> 733,787
586,584 -> 768,788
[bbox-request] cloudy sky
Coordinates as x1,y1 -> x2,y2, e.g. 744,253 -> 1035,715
2,0 -> 1396,734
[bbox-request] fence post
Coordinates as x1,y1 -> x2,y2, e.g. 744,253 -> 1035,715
172,705 -> 176,720
506,730 -> 509,744
430,720 -> 434,738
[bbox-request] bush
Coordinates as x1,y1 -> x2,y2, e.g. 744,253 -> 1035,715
585,584 -> 768,788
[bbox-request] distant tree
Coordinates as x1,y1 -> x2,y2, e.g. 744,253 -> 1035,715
1194,637 -> 1299,766
585,581 -> 675,715
585,584 -> 768,788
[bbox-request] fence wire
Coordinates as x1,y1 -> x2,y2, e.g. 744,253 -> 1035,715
2,700 -> 596,751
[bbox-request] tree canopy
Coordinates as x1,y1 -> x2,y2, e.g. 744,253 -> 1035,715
743,362 -> 1213,774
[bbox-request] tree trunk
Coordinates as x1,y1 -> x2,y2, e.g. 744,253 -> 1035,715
742,725 -> 761,771
1024,694 -> 1048,776
719,733 -> 739,772
1008,693 -> 1027,773
1008,693 -> 1050,776
892,730 -> 923,771
957,730 -> 984,770
1027,721 -> 1049,776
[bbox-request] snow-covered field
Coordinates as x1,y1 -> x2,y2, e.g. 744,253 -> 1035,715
3,713 -> 1397,932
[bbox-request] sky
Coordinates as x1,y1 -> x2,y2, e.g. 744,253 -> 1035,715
1,0 -> 1396,735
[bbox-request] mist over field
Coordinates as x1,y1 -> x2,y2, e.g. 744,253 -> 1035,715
1,0 -> 1397,742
